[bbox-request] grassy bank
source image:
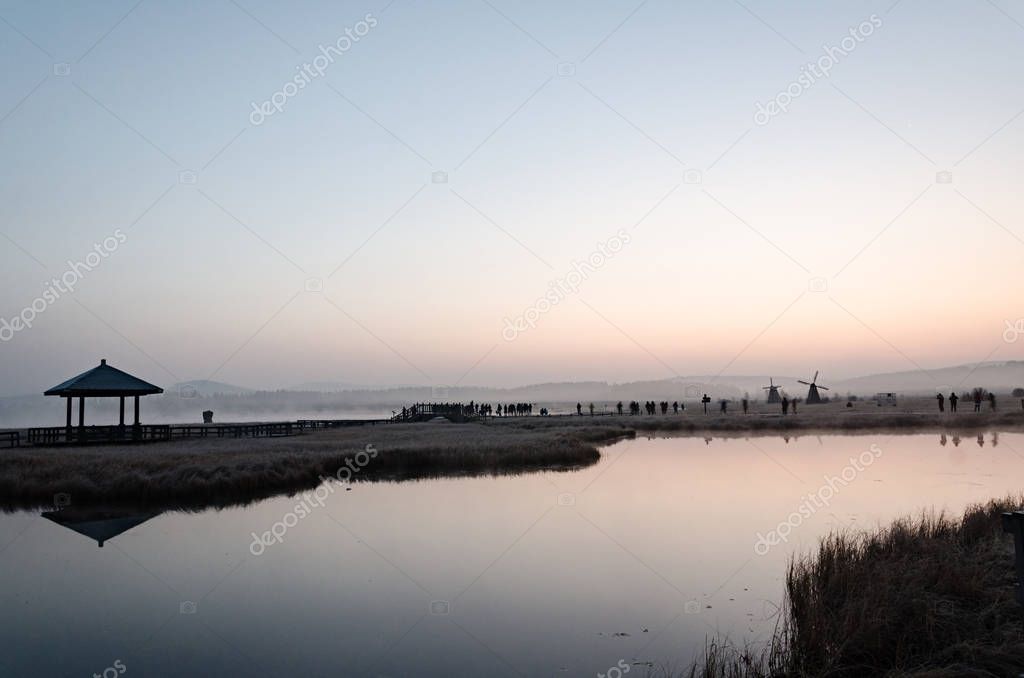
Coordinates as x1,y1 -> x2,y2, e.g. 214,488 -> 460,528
514,406 -> 1024,436
0,420 -> 618,510
677,496 -> 1024,677
2,408 -> 1023,510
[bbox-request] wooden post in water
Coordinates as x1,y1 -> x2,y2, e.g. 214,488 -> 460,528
1002,511 -> 1024,605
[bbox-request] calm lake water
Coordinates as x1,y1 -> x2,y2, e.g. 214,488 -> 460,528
2,432 -> 1021,677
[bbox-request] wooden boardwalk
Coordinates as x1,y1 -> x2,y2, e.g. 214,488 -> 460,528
9,418 -> 389,448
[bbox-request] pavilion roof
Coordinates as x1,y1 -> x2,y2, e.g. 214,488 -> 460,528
41,508 -> 162,547
44,359 -> 163,397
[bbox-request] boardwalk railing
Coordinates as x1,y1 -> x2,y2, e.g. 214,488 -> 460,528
296,419 -> 384,430
21,419 -> 396,446
27,425 -> 171,446
171,423 -> 295,438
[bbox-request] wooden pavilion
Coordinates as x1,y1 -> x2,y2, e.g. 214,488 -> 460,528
43,359 -> 163,443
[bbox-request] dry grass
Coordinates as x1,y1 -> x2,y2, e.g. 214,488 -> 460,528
675,497 -> 1024,677
3,405 -> 1022,510
0,420 -> 619,510
518,402 -> 1024,436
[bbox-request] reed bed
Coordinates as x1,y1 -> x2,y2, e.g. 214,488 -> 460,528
674,496 -> 1024,677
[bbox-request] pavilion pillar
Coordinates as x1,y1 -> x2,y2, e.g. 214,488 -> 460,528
65,397 -> 72,440
132,396 -> 141,441
78,397 -> 85,442
119,397 -> 125,428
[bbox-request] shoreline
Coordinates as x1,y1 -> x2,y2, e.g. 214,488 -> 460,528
680,495 -> 1024,677
2,410 -> 1022,511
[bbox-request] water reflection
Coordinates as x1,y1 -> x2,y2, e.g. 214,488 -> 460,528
41,506 -> 162,548
2,431 -> 1021,677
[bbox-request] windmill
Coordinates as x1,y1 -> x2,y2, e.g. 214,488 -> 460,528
762,378 -> 782,404
798,370 -> 830,404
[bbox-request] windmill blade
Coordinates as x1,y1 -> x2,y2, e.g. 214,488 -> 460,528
797,380 -> 811,386
813,370 -> 819,382
818,386 -> 830,391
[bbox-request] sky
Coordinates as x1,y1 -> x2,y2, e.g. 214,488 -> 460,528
1,0 -> 1023,395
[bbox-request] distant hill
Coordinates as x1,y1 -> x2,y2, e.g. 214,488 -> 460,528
831,361 -> 1024,396
289,381 -> 375,392
171,380 -> 254,397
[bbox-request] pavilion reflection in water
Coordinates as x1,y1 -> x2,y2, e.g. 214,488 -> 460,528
41,506 -> 162,547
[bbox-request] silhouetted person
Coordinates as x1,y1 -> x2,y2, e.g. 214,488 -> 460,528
617,401 -> 623,415
974,390 -> 982,412
791,398 -> 798,415
782,396 -> 789,415
673,401 -> 679,414
949,392 -> 958,412
660,401 -> 668,415
589,403 -> 595,416
936,393 -> 944,412
741,397 -> 748,414
989,392 -> 997,411
719,400 -> 727,414
576,402 -> 582,416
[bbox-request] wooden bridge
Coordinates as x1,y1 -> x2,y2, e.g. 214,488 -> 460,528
391,403 -> 470,423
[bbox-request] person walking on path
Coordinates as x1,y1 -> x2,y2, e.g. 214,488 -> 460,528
949,392 -> 959,413
576,402 -> 582,416
741,397 -> 749,414
936,392 -> 945,412
782,396 -> 790,415
989,392 -> 997,411
974,391 -> 983,412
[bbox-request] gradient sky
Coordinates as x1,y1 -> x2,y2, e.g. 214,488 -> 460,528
1,0 -> 1023,395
